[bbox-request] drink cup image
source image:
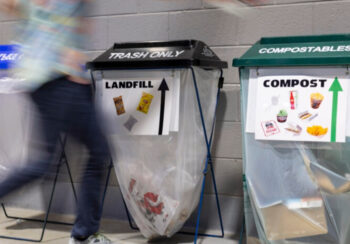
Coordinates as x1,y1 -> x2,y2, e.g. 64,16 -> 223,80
310,93 -> 324,109
271,95 -> 279,106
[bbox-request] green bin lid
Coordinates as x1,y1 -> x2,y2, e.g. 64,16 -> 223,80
233,34 -> 350,67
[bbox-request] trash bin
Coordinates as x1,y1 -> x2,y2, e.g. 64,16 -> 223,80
233,34 -> 350,244
87,40 -> 227,240
0,44 -> 42,184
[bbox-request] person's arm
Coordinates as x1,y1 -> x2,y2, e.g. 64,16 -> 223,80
64,0 -> 92,84
0,0 -> 21,16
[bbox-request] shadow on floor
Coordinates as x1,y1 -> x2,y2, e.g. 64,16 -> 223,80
0,210 -> 240,244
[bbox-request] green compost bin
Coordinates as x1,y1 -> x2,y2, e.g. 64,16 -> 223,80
234,34 -> 350,244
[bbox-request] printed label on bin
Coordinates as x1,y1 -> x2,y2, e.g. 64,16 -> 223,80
99,77 -> 180,136
109,50 -> 185,60
0,45 -> 21,69
255,74 -> 349,142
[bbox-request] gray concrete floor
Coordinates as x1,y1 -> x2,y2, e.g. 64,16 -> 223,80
0,207 -> 241,244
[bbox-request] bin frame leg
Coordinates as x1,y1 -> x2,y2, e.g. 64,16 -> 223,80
0,163 -> 62,242
0,135 -> 113,243
119,67 -> 225,244
190,67 -> 224,243
0,135 -> 77,242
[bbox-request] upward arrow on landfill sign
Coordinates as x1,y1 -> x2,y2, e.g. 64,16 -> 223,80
329,77 -> 343,142
158,78 -> 169,135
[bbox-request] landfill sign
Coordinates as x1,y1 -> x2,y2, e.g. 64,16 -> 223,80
255,75 -> 349,142
100,77 -> 180,136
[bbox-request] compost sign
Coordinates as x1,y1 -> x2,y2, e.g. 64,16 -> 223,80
101,77 -> 180,136
255,75 -> 349,142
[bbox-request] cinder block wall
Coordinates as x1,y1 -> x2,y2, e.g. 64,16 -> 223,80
0,0 -> 349,235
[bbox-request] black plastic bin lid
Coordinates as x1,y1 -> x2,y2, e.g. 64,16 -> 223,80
86,40 -> 228,70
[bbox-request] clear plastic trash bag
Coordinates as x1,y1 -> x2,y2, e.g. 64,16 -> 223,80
297,142 -> 350,244
298,142 -> 350,195
94,67 -> 219,239
245,138 -> 329,241
0,86 -> 44,184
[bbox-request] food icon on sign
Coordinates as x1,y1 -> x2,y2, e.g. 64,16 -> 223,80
137,92 -> 154,114
299,111 -> 312,120
308,113 -> 318,121
310,93 -> 324,109
285,122 -> 302,135
276,109 -> 288,123
261,120 -> 280,137
290,91 -> 297,110
113,96 -> 126,115
124,115 -> 138,131
307,125 -> 328,137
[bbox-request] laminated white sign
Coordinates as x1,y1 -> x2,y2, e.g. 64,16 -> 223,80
255,74 -> 349,142
99,76 -> 180,136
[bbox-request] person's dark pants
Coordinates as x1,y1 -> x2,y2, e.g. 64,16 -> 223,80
0,76 -> 110,239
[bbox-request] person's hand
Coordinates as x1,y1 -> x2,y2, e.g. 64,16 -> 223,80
61,47 -> 90,85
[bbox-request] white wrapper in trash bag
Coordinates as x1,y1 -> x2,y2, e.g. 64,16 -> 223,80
94,67 -> 219,239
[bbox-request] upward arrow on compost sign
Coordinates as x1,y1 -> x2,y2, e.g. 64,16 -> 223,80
329,77 -> 343,142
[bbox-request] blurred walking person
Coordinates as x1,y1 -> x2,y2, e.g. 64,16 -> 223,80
0,0 -> 112,243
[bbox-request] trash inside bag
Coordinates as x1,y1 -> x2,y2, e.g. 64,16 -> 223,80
245,140 -> 329,241
298,143 -> 350,194
94,68 -> 219,239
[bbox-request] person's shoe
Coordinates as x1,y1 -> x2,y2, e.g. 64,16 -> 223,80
69,233 -> 113,244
